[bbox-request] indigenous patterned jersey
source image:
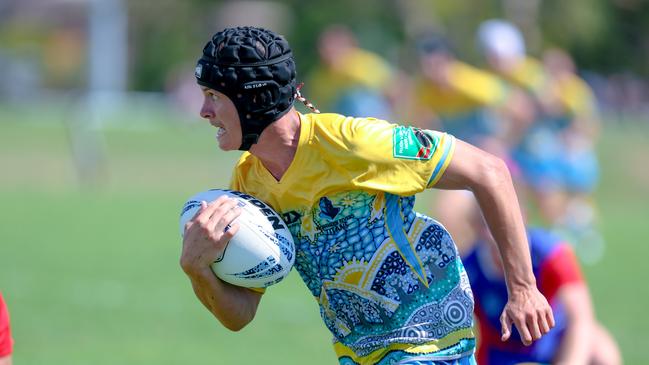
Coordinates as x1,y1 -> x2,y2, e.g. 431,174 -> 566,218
231,112 -> 475,364
463,228 -> 583,365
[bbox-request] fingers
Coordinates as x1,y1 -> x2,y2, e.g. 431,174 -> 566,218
213,204 -> 242,235
527,313 -> 542,344
539,311 -> 551,334
515,316 -> 533,345
191,196 -> 241,238
546,307 -> 556,329
500,312 -> 512,342
504,310 -> 555,346
195,196 -> 233,223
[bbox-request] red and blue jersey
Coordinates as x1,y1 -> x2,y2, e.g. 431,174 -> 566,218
462,228 -> 582,365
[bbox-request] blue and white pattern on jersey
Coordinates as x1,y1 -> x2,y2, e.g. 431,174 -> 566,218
283,190 -> 475,359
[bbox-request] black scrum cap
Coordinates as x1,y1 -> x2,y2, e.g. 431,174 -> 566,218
195,27 -> 297,150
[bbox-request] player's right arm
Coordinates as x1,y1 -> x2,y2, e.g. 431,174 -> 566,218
434,139 -> 554,345
180,197 -> 262,331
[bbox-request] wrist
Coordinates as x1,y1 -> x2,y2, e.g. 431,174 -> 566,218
507,277 -> 538,295
181,260 -> 214,278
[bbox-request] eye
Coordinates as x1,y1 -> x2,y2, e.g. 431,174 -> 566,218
205,92 -> 219,102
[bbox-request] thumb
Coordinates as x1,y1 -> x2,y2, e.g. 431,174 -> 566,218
500,311 -> 512,341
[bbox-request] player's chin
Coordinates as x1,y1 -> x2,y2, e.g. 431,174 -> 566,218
217,139 -> 239,151
217,144 -> 235,151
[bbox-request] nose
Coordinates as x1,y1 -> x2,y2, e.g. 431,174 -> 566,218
200,96 -> 214,119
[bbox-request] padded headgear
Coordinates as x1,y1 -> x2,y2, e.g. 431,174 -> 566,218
195,27 -> 297,150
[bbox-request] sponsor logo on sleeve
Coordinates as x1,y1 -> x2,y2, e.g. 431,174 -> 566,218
392,126 -> 439,160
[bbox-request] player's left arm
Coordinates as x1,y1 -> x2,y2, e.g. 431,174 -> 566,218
553,283 -> 594,365
541,245 -> 592,365
434,139 -> 555,345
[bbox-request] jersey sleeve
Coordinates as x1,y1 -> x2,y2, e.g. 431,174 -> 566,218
0,294 -> 13,357
538,244 -> 584,302
319,117 -> 456,195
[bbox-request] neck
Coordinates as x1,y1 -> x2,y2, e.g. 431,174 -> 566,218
249,108 -> 301,181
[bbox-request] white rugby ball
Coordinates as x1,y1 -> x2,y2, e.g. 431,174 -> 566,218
179,189 -> 294,288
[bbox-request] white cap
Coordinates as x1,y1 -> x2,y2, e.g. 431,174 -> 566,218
477,19 -> 526,61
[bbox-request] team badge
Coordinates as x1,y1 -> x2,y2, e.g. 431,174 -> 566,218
392,126 -> 439,160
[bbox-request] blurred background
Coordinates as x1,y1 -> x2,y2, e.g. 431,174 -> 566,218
0,0 -> 648,364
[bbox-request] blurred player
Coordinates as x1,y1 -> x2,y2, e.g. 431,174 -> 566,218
462,200 -> 621,365
180,26 -> 554,365
0,292 -> 13,365
477,20 -> 604,263
413,33 -> 534,251
476,19 -> 561,223
306,24 -> 400,119
540,48 -> 603,263
414,33 -> 534,147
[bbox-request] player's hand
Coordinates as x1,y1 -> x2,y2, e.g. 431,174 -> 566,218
500,286 -> 555,346
180,196 -> 241,275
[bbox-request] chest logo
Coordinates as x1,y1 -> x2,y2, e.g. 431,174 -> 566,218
319,197 -> 341,220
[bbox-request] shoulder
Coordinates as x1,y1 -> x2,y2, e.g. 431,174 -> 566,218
230,152 -> 257,185
451,61 -> 498,81
309,113 -> 396,140
233,152 -> 255,169
348,48 -> 391,69
528,227 -> 566,263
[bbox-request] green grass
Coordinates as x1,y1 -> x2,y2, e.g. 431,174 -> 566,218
0,111 -> 648,364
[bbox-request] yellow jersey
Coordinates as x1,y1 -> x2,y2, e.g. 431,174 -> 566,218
231,112 -> 475,364
308,48 -> 393,110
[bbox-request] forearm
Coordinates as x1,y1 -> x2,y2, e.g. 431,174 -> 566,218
435,140 -> 554,344
472,158 -> 536,292
554,318 -> 592,365
554,285 -> 594,365
185,267 -> 261,331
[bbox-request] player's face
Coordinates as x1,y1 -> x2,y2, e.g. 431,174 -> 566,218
199,87 -> 242,151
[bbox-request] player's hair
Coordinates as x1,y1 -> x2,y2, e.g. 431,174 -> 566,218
195,26 -> 302,150
295,83 -> 320,113
416,32 -> 453,56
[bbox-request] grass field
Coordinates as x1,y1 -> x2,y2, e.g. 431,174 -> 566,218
0,106 -> 648,364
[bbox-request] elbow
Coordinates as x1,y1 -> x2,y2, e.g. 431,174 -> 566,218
475,153 -> 511,192
220,314 -> 254,332
218,301 -> 258,332
223,321 -> 249,332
